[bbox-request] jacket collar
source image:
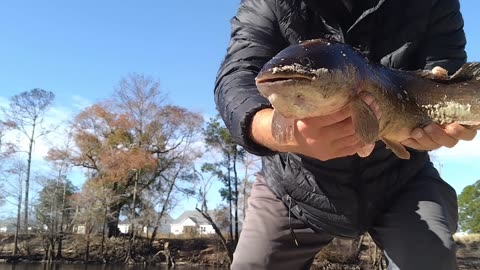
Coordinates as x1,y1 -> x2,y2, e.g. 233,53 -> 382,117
305,0 -> 385,29
347,0 -> 386,33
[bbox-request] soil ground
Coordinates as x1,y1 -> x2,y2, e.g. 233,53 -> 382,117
0,234 -> 478,269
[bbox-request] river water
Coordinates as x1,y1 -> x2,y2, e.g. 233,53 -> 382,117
0,264 -> 222,270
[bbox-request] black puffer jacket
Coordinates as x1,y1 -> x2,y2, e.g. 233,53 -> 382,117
214,0 -> 466,238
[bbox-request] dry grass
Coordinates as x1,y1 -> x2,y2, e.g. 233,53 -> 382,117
454,233 -> 480,244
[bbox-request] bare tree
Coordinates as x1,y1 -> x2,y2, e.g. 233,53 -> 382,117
203,115 -> 246,244
72,178 -> 119,262
2,88 -> 55,230
45,129 -> 75,258
239,153 -> 260,220
1,160 -> 26,255
196,192 -> 233,263
0,121 -> 16,160
35,175 -> 76,262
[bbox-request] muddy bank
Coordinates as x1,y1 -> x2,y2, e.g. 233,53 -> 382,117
0,234 -> 478,269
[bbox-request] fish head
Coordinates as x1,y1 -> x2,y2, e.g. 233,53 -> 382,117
256,39 -> 363,118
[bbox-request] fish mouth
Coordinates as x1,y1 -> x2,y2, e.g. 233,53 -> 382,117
255,73 -> 313,84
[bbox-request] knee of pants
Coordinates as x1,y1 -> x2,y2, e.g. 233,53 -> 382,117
383,235 -> 457,270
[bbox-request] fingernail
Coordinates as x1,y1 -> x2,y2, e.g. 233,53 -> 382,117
445,125 -> 457,134
413,130 -> 423,139
424,125 -> 433,133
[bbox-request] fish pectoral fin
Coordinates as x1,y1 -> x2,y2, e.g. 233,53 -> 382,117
357,143 -> 375,158
381,137 -> 411,159
271,110 -> 296,145
351,99 -> 379,144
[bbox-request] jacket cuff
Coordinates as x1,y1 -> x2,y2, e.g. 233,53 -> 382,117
232,98 -> 279,156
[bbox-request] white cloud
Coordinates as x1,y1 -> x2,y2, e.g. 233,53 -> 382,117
1,94 -> 92,160
431,137 -> 480,162
1,95 -> 91,182
71,95 -> 92,111
3,107 -> 73,161
0,96 -> 8,107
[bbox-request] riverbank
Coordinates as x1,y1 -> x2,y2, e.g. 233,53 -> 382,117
0,233 -> 478,269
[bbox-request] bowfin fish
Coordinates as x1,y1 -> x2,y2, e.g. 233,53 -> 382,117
255,39 -> 480,159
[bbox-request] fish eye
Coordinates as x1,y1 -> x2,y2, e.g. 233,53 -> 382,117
299,57 -> 312,67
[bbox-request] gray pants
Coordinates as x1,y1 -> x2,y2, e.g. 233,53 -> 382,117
232,173 -> 458,270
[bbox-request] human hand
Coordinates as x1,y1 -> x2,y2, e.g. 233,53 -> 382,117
288,105 -> 369,161
401,123 -> 477,151
251,107 -> 373,161
251,94 -> 381,160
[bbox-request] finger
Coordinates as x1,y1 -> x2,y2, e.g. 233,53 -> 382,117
297,116 -> 355,139
423,124 -> 458,148
334,140 -> 365,158
356,143 -> 376,157
300,105 -> 352,127
320,117 -> 356,138
332,134 -> 361,148
358,92 -> 382,120
445,123 -> 477,141
410,127 -> 443,150
401,138 -> 427,151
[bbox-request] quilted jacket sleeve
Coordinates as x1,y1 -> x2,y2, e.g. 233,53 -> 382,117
422,0 -> 467,73
214,0 -> 288,156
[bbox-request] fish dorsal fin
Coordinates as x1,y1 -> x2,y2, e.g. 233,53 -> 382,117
449,62 -> 480,81
411,62 -> 480,83
412,69 -> 440,80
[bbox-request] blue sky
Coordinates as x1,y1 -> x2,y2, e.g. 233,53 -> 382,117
0,1 -> 239,116
0,1 -> 479,217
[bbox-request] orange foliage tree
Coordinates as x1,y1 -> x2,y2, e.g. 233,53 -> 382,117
49,74 -> 204,238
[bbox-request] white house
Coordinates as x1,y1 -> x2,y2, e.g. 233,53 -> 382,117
75,224 -> 86,234
118,223 -> 130,234
170,210 -> 216,235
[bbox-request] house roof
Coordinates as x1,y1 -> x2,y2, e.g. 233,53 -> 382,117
118,213 -> 174,225
172,210 -> 215,226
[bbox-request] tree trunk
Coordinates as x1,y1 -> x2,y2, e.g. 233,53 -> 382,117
56,238 -> 62,260
125,174 -> 138,264
56,178 -> 67,259
196,208 -> 233,263
227,154 -> 233,242
232,147 -> 239,244
107,203 -> 121,238
24,122 -> 36,232
101,204 -> 108,257
46,238 -> 54,264
149,176 -> 176,245
85,232 -> 90,263
13,183 -> 22,256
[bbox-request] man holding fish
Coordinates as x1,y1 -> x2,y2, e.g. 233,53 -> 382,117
214,0 -> 477,269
